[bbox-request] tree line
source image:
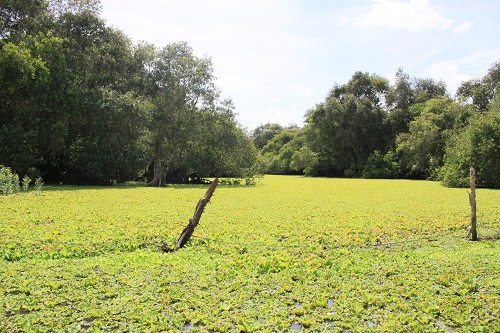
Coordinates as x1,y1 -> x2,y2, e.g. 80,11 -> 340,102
1,0 -> 498,188
252,64 -> 500,188
0,0 -> 256,185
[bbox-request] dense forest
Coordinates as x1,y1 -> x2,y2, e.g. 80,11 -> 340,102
252,65 -> 500,188
1,0 -> 499,187
0,0 -> 256,185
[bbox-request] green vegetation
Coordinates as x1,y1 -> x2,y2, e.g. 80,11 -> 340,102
0,166 -> 42,196
2,2 -> 498,330
0,0 -> 255,185
1,0 -> 499,188
253,65 -> 500,188
1,176 -> 499,332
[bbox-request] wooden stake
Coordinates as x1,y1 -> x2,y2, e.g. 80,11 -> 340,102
469,167 -> 477,241
173,178 -> 219,251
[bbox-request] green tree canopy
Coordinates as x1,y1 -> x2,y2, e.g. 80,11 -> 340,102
441,95 -> 500,188
305,72 -> 389,177
395,98 -> 467,179
457,61 -> 500,112
251,123 -> 284,150
0,0 -> 257,185
258,127 -> 305,175
385,68 -> 448,140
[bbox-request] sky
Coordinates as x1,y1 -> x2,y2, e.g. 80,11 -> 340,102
99,0 -> 500,130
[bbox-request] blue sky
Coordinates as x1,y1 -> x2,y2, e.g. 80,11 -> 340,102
99,0 -> 500,130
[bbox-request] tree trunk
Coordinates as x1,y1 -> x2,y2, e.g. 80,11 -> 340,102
173,178 -> 218,251
469,167 -> 477,241
148,163 -> 167,187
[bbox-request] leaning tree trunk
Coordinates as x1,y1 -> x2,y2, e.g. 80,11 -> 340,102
148,163 -> 167,187
173,178 -> 219,251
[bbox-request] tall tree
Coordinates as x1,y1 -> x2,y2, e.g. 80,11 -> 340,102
441,101 -> 500,188
181,98 -> 256,180
0,40 -> 49,176
0,0 -> 149,183
147,42 -> 219,185
385,69 -> 415,137
395,98 -> 464,179
53,4 -> 148,183
306,72 -> 388,176
441,62 -> 500,188
385,68 -> 448,140
457,61 -> 500,112
1,0 -> 257,185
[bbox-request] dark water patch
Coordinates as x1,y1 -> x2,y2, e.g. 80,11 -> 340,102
436,318 -> 454,332
182,323 -> 194,332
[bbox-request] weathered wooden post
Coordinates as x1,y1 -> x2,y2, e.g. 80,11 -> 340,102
469,167 -> 477,241
173,178 -> 219,251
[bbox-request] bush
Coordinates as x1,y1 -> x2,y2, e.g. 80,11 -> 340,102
218,177 -> 260,186
1,166 -> 20,195
22,175 -> 31,191
35,177 -> 44,195
0,165 -> 43,195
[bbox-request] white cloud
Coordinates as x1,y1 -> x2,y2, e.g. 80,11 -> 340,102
425,48 -> 500,95
101,0 -> 500,129
238,102 -> 307,129
289,102 -> 307,124
266,103 -> 306,126
101,0 -> 319,128
217,75 -> 269,96
453,22 -> 472,34
340,0 -> 453,32
426,62 -> 472,95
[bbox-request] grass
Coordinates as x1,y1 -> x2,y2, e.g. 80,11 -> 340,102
0,175 -> 499,332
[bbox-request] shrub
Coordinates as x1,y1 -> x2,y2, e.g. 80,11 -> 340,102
0,166 -> 20,195
0,165 -> 43,195
22,175 -> 31,191
35,177 -> 44,195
